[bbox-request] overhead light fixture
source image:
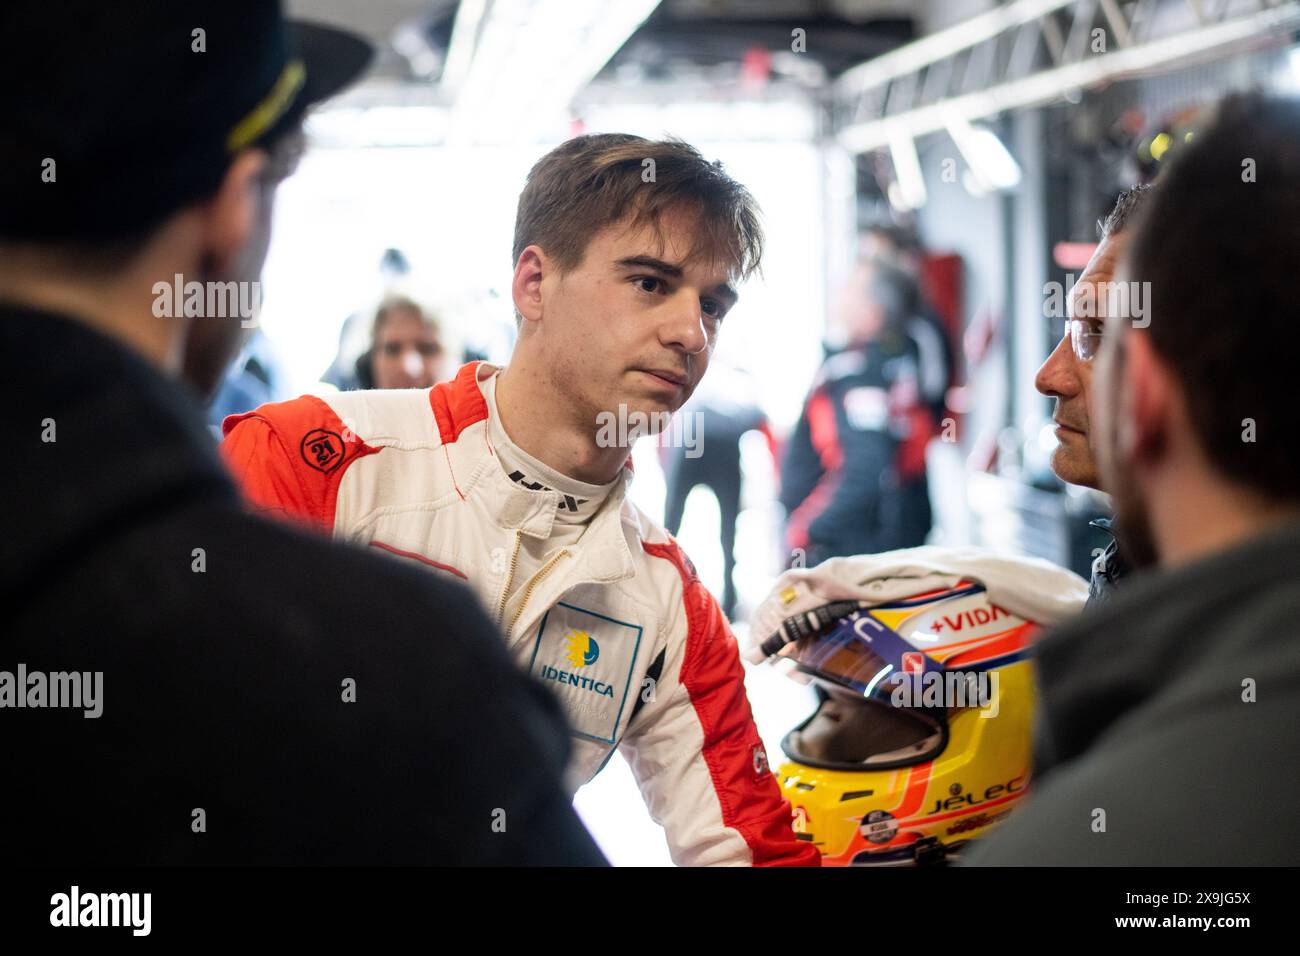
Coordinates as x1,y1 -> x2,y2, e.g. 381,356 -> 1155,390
1286,43 -> 1300,91
441,0 -> 488,94
945,114 -> 1021,195
888,130 -> 928,210
448,0 -> 662,146
392,20 -> 442,79
961,169 -> 989,198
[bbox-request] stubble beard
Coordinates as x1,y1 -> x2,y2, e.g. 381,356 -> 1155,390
1100,413 -> 1160,571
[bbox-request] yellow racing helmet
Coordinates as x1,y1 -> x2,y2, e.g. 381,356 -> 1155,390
772,580 -> 1038,866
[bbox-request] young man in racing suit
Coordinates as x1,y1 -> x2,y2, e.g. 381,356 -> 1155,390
221,134 -> 819,867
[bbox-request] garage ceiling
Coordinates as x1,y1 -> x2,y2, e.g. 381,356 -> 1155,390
286,0 -> 926,85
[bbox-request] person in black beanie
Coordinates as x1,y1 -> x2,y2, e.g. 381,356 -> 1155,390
0,0 -> 604,865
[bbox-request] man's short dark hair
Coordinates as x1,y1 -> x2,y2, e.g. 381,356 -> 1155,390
1098,183 -> 1153,241
1125,93 -> 1300,503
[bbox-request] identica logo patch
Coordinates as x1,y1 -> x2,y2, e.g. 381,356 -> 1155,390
542,630 -> 612,699
540,666 -> 615,699
564,630 -> 599,669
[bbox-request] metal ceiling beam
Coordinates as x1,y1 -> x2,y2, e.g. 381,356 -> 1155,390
836,0 -> 1077,97
837,0 -> 1300,153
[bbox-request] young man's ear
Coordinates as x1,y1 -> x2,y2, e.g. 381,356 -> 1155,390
511,245 -> 548,325
1120,330 -> 1172,469
202,150 -> 268,276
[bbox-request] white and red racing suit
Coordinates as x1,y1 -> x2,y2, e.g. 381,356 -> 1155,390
220,360 -> 818,867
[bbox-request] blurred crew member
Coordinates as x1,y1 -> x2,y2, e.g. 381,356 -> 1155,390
859,225 -> 953,426
661,361 -> 773,621
358,295 -> 447,389
780,260 -> 936,566
322,247 -> 412,391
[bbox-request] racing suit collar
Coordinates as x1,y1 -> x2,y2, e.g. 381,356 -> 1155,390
441,361 -> 638,583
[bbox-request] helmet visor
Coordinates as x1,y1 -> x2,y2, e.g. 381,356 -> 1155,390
777,610 -> 946,704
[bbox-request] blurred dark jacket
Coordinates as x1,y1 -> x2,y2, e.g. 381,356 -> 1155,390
1,302 -> 605,866
780,336 -> 934,566
964,519 -> 1300,865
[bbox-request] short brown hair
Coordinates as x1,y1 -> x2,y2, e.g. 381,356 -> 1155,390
512,133 -> 764,281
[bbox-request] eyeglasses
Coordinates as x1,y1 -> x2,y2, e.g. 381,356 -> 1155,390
1067,317 -> 1104,362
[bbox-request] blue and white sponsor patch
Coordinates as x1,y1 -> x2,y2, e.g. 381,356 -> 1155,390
528,601 -> 643,744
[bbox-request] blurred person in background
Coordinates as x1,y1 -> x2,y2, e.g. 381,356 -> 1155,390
322,246 -> 412,391
1034,184 -> 1152,606
968,93 -> 1300,865
0,0 -> 603,866
860,224 -> 953,427
207,328 -> 291,428
356,294 -> 449,389
780,259 -> 938,567
661,359 -> 774,621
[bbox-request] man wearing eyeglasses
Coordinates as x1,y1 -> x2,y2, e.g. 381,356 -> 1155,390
1034,185 -> 1152,606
